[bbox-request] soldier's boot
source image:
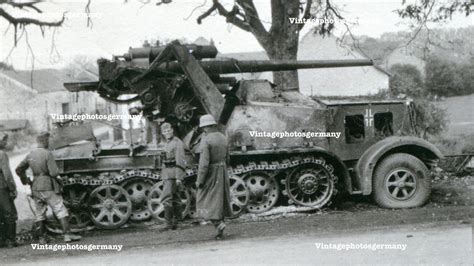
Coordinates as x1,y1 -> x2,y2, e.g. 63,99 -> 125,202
214,221 -> 226,240
5,222 -> 19,248
159,206 -> 174,232
0,222 -> 6,248
34,221 -> 48,244
59,217 -> 82,243
171,203 -> 182,230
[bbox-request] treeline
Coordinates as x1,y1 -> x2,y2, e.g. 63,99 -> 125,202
390,57 -> 474,97
424,57 -> 474,97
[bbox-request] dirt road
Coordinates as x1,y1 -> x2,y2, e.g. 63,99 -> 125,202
18,224 -> 474,265
1,203 -> 473,265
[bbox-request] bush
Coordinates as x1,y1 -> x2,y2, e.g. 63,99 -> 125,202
389,64 -> 424,97
388,63 -> 447,137
457,60 -> 474,95
411,98 -> 447,138
424,56 -> 470,97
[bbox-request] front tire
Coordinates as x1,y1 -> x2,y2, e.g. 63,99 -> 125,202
373,153 -> 431,208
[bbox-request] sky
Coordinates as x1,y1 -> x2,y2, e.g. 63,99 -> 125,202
0,0 -> 472,70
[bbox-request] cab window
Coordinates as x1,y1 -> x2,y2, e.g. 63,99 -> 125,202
345,114 -> 365,143
374,112 -> 393,138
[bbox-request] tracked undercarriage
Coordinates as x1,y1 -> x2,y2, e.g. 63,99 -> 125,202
46,152 -> 337,232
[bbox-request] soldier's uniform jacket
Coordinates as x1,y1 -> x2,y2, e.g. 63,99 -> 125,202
0,150 -> 18,223
16,148 -> 61,193
161,136 -> 186,180
0,151 -> 16,193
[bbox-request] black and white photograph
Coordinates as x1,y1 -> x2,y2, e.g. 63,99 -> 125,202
0,0 -> 473,265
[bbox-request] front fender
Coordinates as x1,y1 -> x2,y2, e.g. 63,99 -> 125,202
356,136 -> 443,195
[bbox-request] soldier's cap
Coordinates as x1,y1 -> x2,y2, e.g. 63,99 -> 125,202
36,131 -> 50,141
38,131 -> 50,137
161,122 -> 173,131
199,114 -> 217,128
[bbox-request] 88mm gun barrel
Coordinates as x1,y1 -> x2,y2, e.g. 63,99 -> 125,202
190,58 -> 373,74
143,58 -> 374,75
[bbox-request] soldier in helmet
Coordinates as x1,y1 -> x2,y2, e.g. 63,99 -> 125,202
159,122 -> 186,231
195,114 -> 233,240
15,131 -> 82,243
0,134 -> 19,248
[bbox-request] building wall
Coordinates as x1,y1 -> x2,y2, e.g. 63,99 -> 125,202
0,74 -> 40,129
0,73 -> 108,132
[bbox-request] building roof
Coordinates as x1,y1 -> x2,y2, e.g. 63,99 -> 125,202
0,72 -> 38,94
1,69 -> 72,93
0,119 -> 29,131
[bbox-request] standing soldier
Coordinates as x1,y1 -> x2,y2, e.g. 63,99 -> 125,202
195,115 -> 233,240
159,123 -> 186,231
0,135 -> 19,248
15,131 -> 81,243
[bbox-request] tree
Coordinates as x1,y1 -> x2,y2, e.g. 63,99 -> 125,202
397,0 -> 473,46
397,0 -> 472,22
193,0 -> 343,90
0,0 -> 66,45
412,98 -> 447,138
2,0 -> 471,91
389,64 -> 424,97
388,63 -> 446,137
64,55 -> 99,81
457,60 -> 474,95
425,56 -> 463,97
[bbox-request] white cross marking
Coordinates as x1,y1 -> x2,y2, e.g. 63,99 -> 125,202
365,108 -> 374,127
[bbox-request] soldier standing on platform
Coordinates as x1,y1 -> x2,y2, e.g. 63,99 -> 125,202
15,131 -> 82,243
0,135 -> 19,248
159,123 -> 186,231
195,114 -> 233,240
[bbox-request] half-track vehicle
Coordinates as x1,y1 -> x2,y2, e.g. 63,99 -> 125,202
50,41 -> 443,231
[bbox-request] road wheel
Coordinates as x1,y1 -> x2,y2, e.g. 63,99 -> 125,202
88,185 -> 132,229
373,153 -> 431,208
229,174 -> 249,216
244,171 -> 279,213
285,161 -> 335,208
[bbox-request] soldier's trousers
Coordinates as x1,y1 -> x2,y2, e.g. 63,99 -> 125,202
160,179 -> 182,225
0,188 -> 17,243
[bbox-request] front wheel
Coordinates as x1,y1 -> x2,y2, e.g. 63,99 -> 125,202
373,153 -> 431,208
